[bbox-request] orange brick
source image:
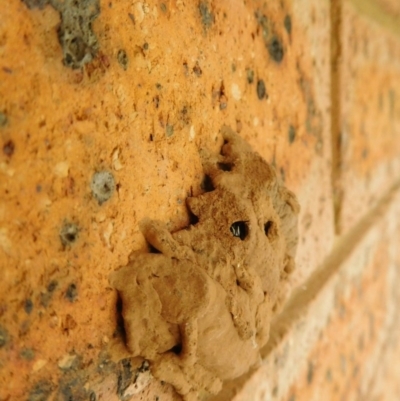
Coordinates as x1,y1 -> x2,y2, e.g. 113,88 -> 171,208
335,0 -> 400,232
0,0 -> 335,399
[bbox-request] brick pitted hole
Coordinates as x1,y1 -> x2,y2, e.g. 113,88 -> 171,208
256,79 -> 267,100
198,1 -> 214,29
47,280 -> 58,292
117,49 -> 128,70
3,140 -> 15,156
65,283 -> 78,302
60,222 -> 79,247
91,171 -> 115,205
246,68 -> 254,84
230,221 -> 248,240
268,36 -> 284,62
28,380 -> 54,401
24,299 -> 33,314
284,15 -> 292,35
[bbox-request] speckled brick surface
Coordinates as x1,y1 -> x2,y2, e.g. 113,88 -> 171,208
336,0 -> 400,232
0,0 -> 333,399
1,0 -> 400,400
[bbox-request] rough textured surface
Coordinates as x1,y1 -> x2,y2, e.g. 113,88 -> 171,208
0,0 -> 334,398
22,0 -> 100,68
112,127 -> 299,400
221,188 -> 400,401
335,0 -> 400,232
1,0 -> 400,399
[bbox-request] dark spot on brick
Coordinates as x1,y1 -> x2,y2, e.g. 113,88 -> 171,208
117,49 -> 128,70
255,11 -> 270,40
28,380 -> 54,401
269,36 -> 284,62
91,171 -> 115,205
21,0 -> 49,9
90,392 -> 97,401
0,112 -> 8,127
3,140 -> 15,156
20,348 -> 35,360
160,3 -> 167,13
156,83 -> 162,90
199,1 -> 214,29
0,326 -> 9,348
143,42 -> 149,50
256,79 -> 267,100
193,61 -> 202,77
36,184 -> 42,193
284,15 -> 292,35
307,361 -> 314,384
231,63 -> 236,72
288,125 -> 296,143
60,222 -> 79,247
58,377 -> 88,401
212,82 -> 227,110
65,283 -> 78,302
41,279 -> 58,306
166,125 -> 174,137
246,68 -> 254,84
24,299 -> 34,314
288,395 -> 296,401
62,314 -> 77,334
47,280 -> 58,292
53,0 -> 100,69
272,386 -> 278,396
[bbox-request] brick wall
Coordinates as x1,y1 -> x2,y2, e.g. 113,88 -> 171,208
0,0 -> 399,400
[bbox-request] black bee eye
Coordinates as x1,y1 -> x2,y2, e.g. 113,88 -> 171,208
230,221 -> 248,240
264,221 -> 277,239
